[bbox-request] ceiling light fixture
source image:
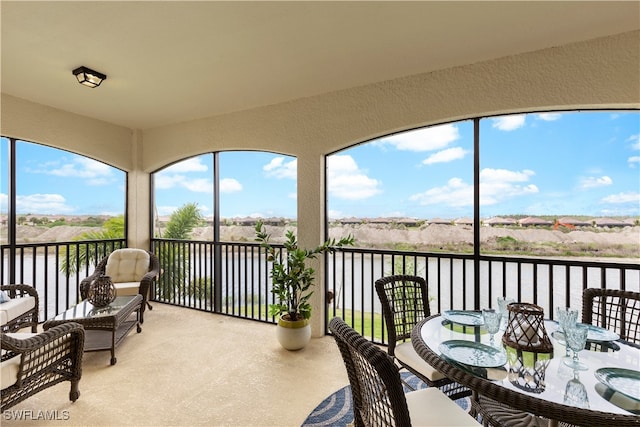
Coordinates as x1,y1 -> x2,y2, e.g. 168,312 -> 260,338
72,66 -> 107,88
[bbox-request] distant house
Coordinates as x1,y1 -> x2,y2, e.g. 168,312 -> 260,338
368,217 -> 391,225
455,217 -> 474,226
428,218 -> 452,225
484,217 -> 517,226
557,217 -> 592,227
337,217 -> 363,225
394,217 -> 421,227
593,218 -> 627,228
519,217 -> 553,227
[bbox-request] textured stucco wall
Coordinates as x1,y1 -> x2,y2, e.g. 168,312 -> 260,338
1,94 -> 133,170
2,31 -> 639,336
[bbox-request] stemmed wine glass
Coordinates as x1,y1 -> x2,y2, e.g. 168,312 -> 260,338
564,370 -> 590,409
497,297 -> 515,329
555,307 -> 578,357
482,308 -> 502,347
563,323 -> 589,371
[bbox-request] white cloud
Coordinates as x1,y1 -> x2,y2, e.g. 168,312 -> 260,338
183,178 -> 214,193
263,157 -> 297,179
220,178 -> 242,193
162,157 -> 208,173
381,124 -> 460,152
328,155 -> 381,200
628,156 -> 640,168
328,209 -> 344,220
409,168 -> 538,207
492,115 -> 526,131
16,194 -> 74,214
580,176 -> 613,189
154,173 -> 214,193
481,168 -> 535,183
35,156 -> 113,185
409,177 -> 474,207
628,134 -> 640,150
156,205 -> 179,216
154,173 -> 182,189
422,147 -> 469,165
536,113 -> 562,121
601,192 -> 640,204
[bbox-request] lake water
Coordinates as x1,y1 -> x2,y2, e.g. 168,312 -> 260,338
3,253 -> 639,322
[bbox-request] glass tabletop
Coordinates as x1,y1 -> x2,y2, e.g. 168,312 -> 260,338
418,315 -> 640,418
49,296 -> 138,321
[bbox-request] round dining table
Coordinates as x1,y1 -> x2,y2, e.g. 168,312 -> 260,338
411,314 -> 640,427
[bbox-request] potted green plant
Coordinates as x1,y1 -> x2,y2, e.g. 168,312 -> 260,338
255,220 -> 354,350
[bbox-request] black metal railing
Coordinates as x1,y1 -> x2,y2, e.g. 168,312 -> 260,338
326,248 -> 640,343
2,238 -> 638,347
1,239 -> 126,320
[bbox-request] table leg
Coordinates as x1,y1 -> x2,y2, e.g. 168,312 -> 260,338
111,328 -> 117,365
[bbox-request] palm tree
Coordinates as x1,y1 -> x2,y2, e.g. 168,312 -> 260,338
61,215 -> 125,276
155,203 -> 204,300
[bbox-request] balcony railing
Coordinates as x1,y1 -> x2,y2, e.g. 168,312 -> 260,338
1,239 -> 126,320
2,238 -> 638,347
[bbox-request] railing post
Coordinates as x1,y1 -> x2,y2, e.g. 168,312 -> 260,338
473,118 -> 481,310
213,153 -> 222,313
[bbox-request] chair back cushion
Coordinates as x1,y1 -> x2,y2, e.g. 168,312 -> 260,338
105,249 -> 150,283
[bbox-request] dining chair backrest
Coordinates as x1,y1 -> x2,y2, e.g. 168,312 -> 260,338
328,316 -> 412,427
375,275 -> 430,356
582,288 -> 640,348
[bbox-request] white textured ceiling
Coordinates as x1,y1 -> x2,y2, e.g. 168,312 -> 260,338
2,1 -> 638,130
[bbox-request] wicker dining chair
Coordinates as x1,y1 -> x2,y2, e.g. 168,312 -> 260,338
328,317 -> 479,427
375,274 -> 470,400
582,288 -> 640,348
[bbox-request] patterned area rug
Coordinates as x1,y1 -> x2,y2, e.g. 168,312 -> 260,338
301,372 -> 471,426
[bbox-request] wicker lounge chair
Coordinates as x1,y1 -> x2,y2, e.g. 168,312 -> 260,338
80,248 -> 160,323
1,322 -> 85,411
582,287 -> 640,348
375,274 -> 470,401
328,316 -> 479,426
1,284 -> 39,334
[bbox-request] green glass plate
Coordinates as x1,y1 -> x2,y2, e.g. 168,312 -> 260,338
595,368 -> 640,401
442,310 -> 484,326
439,340 -> 507,368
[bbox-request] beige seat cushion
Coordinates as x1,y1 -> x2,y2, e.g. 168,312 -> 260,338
0,296 -> 36,326
1,333 -> 36,390
395,341 -> 446,382
105,249 -> 150,283
405,387 -> 479,426
114,282 -> 141,296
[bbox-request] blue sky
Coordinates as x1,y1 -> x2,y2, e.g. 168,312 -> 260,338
2,111 -> 639,220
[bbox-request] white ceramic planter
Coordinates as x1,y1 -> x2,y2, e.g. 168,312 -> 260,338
276,317 -> 311,350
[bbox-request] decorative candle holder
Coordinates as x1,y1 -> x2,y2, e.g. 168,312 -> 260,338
502,302 -> 553,353
507,348 -> 551,394
87,274 -> 117,307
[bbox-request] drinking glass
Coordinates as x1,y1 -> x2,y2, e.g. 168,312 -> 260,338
564,371 -> 590,409
497,297 -> 515,329
563,323 -> 589,371
555,307 -> 578,356
482,308 -> 502,347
